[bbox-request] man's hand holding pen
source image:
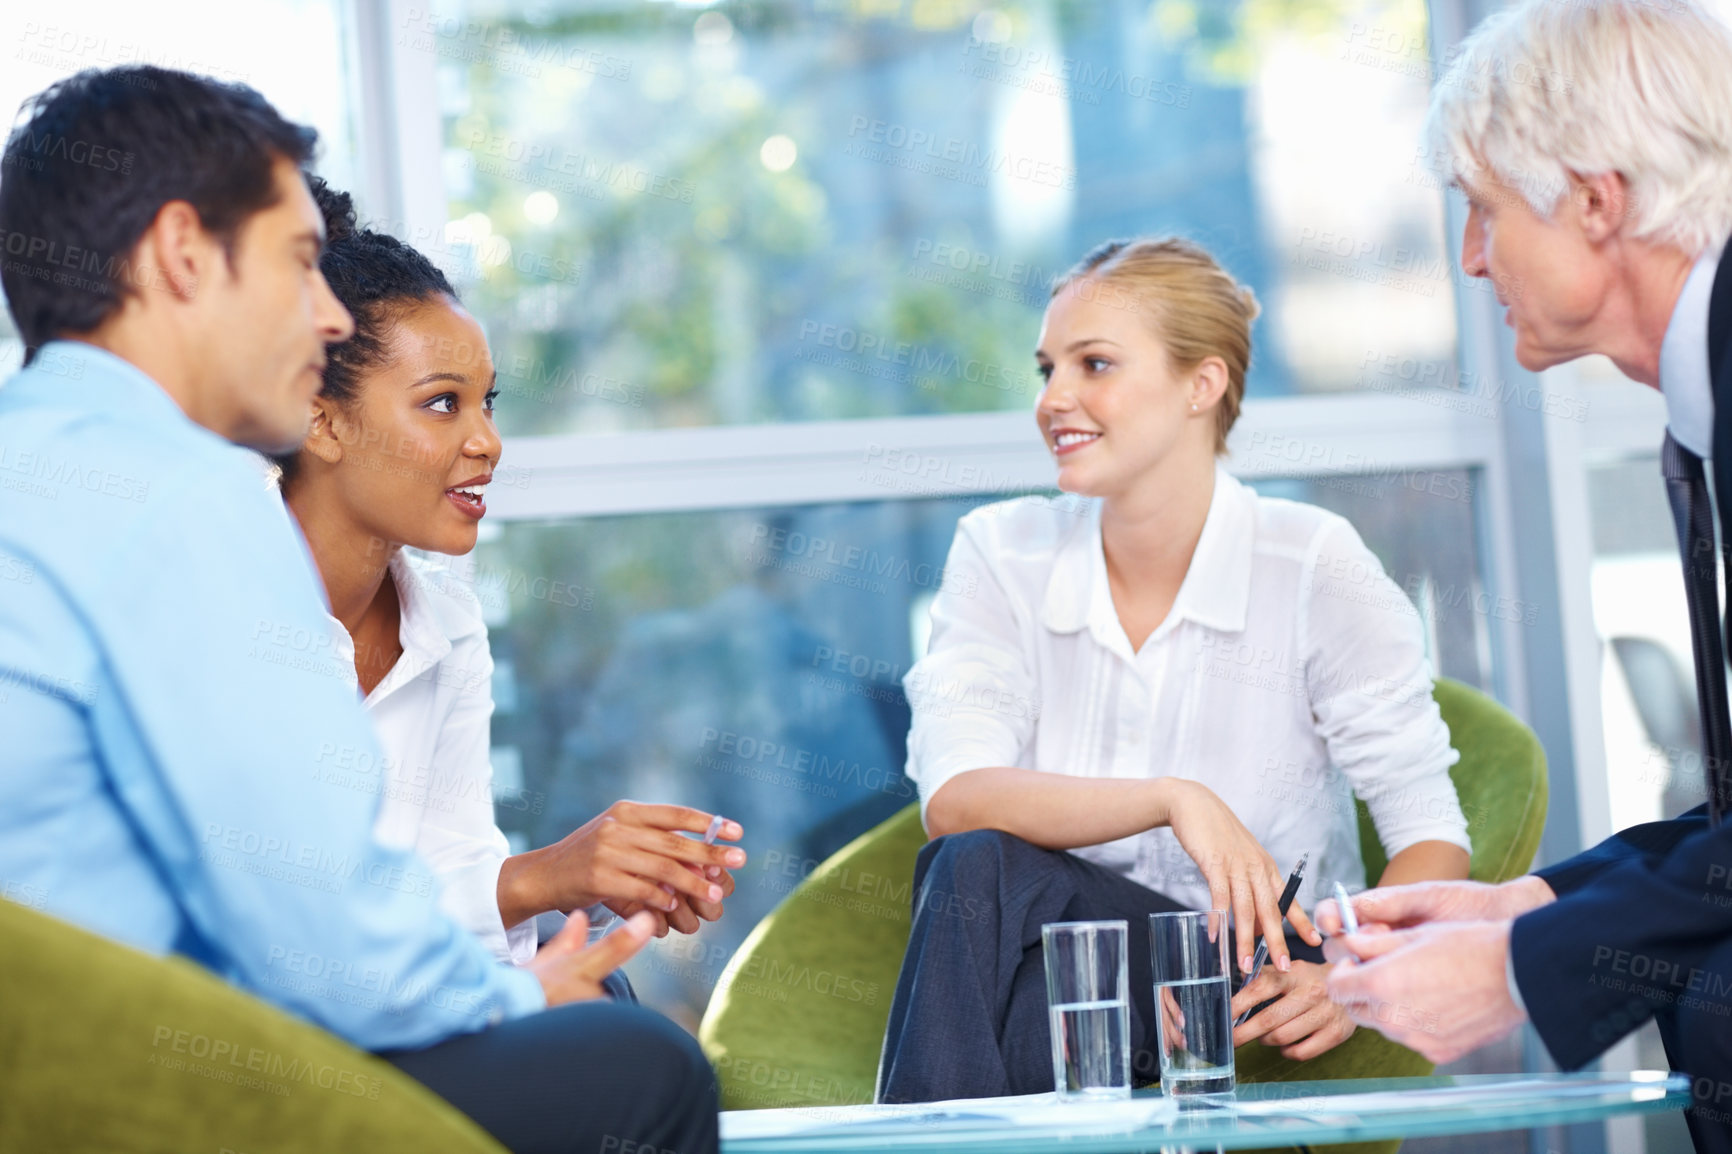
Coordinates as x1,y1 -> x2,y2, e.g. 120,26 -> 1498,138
1310,878 -> 1552,1064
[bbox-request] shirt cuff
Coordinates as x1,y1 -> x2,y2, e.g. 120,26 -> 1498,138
496,961 -> 548,1021
438,854 -> 526,965
505,916 -> 539,965
1505,936 -> 1526,1015
912,744 -> 1019,824
481,855 -> 542,965
1379,823 -> 1474,861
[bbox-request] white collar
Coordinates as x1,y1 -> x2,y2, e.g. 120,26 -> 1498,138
328,551 -> 455,703
1040,464 -> 1255,652
266,479 -> 464,701
1659,249 -> 1719,459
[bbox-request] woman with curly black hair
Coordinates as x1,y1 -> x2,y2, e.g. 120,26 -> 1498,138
273,180 -> 744,968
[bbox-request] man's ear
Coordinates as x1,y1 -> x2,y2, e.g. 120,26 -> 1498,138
136,200 -> 217,302
1572,171 -> 1631,245
301,396 -> 346,466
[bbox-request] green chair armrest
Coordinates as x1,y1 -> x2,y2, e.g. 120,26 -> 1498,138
0,897 -> 507,1154
700,806 -> 925,1110
1356,678 -> 1548,886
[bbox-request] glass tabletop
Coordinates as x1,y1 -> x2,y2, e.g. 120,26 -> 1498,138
720,1071 -> 1690,1153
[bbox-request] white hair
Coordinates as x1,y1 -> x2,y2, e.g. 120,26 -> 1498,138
1427,0 -> 1732,256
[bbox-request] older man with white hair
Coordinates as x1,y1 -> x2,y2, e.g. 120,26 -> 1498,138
1315,1 -> 1732,1149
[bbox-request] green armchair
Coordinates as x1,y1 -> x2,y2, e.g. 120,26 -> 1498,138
699,678 -> 1548,1147
0,895 -> 508,1154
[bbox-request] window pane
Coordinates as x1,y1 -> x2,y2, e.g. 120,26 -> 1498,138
476,497 -> 985,1030
426,0 -> 1458,436
1588,453 -> 1705,829
475,475 -> 1491,1028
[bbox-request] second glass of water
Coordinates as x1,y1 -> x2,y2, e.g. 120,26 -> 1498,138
1041,920 -> 1131,1101
1149,910 -> 1235,1097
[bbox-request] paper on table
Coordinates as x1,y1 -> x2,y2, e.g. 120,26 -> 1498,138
720,1092 -> 1177,1142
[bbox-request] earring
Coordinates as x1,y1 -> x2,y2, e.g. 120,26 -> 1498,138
1190,402 -> 1199,412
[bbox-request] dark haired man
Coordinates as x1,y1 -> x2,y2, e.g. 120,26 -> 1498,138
0,66 -> 716,1154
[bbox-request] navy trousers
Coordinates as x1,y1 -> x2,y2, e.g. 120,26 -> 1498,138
1656,936 -> 1732,1154
381,1000 -> 718,1154
876,829 -> 1320,1103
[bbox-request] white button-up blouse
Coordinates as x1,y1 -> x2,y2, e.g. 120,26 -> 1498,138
325,551 -> 537,965
905,466 -> 1472,913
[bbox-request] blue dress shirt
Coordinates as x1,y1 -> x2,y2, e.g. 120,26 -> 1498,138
0,341 -> 544,1050
1659,248 -> 1718,456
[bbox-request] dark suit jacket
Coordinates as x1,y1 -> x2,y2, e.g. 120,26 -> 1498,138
1509,244 -> 1732,1069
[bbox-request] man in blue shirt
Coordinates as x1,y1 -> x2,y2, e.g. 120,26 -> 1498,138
0,66 -> 715,1154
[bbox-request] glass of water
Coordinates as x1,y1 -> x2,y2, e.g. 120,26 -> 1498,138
1041,920 -> 1131,1101
1148,910 -> 1235,1098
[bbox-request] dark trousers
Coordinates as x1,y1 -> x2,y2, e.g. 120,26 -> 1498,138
381,1001 -> 718,1154
1656,935 -> 1732,1154
876,830 -> 1320,1104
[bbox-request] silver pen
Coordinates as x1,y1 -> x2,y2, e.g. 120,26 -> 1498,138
1332,881 -> 1361,959
698,813 -> 728,884
660,814 -> 730,903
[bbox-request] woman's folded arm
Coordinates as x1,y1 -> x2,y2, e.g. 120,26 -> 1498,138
924,767 -> 1174,847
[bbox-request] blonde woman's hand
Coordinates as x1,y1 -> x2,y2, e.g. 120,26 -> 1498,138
1230,959 -> 1356,1060
1162,778 -> 1321,973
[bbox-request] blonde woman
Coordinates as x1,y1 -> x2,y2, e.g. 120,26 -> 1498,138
875,239 -> 1473,1102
